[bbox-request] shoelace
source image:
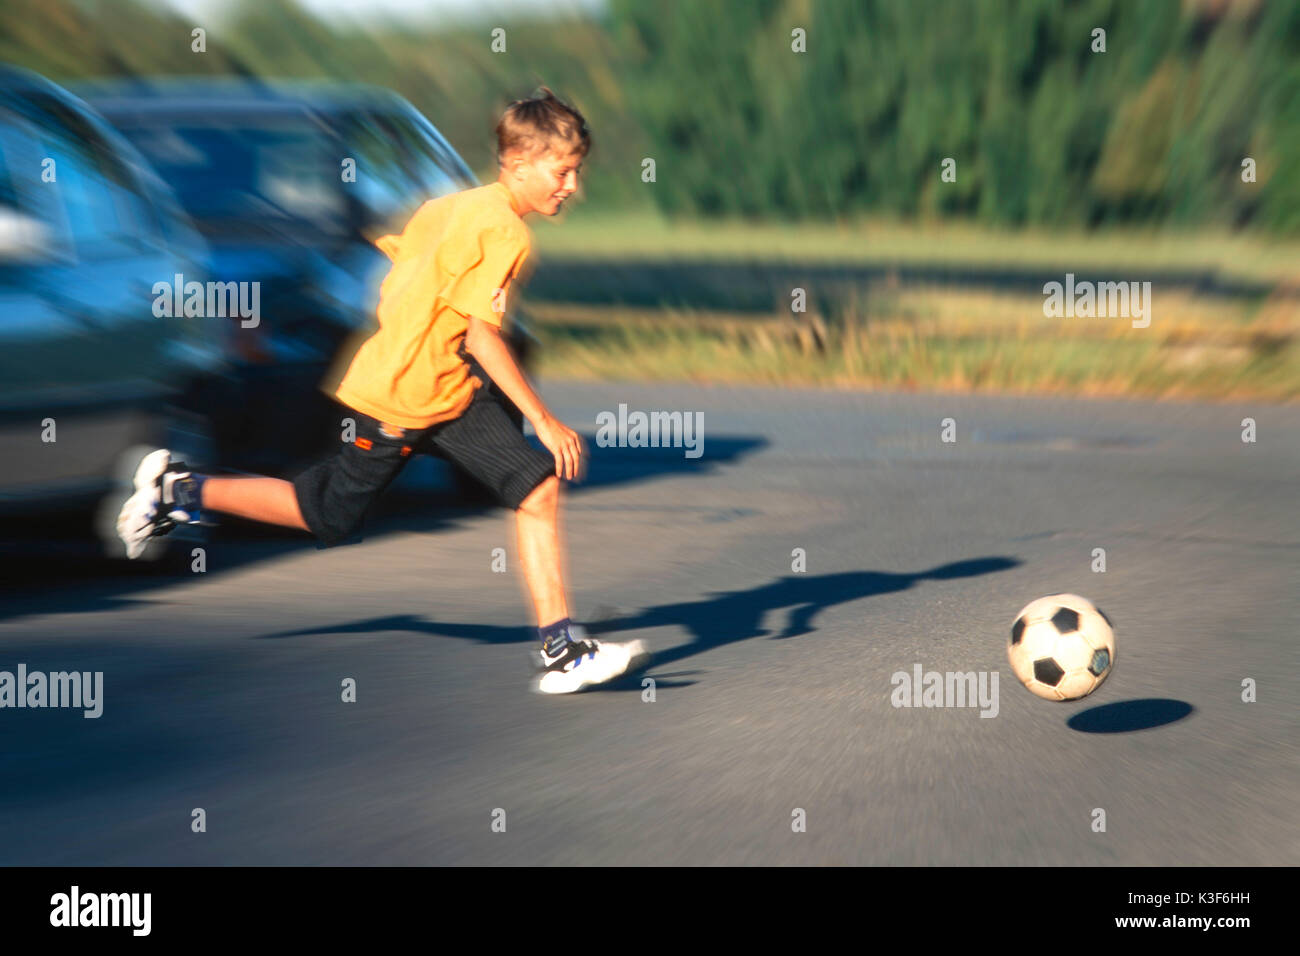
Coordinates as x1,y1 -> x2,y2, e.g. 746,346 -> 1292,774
543,639 -> 599,672
148,461 -> 193,537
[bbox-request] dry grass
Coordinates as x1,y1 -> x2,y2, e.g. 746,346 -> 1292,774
526,285 -> 1300,402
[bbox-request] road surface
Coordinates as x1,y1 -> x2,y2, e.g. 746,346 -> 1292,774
0,381 -> 1296,865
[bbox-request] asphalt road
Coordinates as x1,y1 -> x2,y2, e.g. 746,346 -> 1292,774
1,381 -> 1296,865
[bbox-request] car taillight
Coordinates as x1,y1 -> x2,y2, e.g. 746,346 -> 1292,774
229,316 -> 273,364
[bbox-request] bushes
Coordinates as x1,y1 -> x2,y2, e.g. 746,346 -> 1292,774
607,0 -> 1298,232
6,0 -> 1293,233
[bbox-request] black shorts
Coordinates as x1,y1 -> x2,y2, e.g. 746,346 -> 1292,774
292,384 -> 555,547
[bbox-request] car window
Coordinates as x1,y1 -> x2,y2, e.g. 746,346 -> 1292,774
403,114 -> 476,191
17,93 -> 162,251
337,110 -> 423,232
0,107 -> 75,259
380,112 -> 459,199
0,120 -> 15,210
116,116 -> 347,238
33,123 -> 128,253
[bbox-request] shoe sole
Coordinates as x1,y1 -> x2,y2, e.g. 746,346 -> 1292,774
536,639 -> 648,695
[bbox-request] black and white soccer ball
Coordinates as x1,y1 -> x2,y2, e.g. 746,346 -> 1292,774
1008,594 -> 1115,701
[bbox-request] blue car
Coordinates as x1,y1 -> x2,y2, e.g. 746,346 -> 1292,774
0,66 -> 219,548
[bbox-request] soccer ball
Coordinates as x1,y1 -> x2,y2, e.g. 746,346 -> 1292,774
1008,593 -> 1115,701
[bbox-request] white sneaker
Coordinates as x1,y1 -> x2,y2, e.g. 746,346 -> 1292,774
114,448 -> 198,559
536,636 -> 648,694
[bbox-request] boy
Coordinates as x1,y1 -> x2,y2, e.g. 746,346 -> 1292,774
116,87 -> 642,694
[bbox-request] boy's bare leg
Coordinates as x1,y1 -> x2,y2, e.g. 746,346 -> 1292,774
515,476 -> 569,626
201,476 -> 310,531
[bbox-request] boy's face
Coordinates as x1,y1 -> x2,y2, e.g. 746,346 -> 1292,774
508,144 -> 584,216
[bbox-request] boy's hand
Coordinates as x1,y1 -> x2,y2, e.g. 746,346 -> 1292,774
535,413 -> 586,480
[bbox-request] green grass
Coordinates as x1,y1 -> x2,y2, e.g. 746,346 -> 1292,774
535,209 -> 1300,286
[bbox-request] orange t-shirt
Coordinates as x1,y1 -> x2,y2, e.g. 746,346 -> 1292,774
333,181 -> 532,429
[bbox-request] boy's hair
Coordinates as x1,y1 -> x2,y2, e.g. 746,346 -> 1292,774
496,86 -> 590,167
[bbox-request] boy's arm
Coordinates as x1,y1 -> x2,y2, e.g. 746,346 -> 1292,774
464,315 -> 585,481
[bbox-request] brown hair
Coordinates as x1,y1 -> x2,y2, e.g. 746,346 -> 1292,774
496,86 -> 590,168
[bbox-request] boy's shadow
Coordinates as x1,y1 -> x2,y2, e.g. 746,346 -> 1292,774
260,556 -> 1021,676
584,556 -> 1019,669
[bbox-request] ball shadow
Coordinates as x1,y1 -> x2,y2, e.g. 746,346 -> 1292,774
1067,698 -> 1194,733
